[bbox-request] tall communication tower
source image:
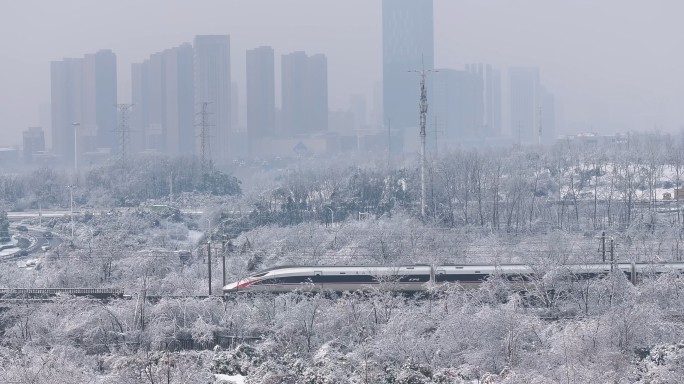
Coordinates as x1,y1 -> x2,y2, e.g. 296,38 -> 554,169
410,65 -> 435,219
116,104 -> 134,167
197,102 -> 213,172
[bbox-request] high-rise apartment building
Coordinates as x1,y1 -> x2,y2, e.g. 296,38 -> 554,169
51,50 -> 117,165
246,46 -> 275,154
308,54 -> 328,134
22,127 -> 45,163
509,67 -> 541,145
382,0 -> 434,150
51,58 -> 81,164
131,43 -> 194,156
194,35 -> 232,165
281,51 -> 328,136
433,69 -> 480,143
466,63 -> 502,139
84,50 -> 118,152
282,51 -> 307,137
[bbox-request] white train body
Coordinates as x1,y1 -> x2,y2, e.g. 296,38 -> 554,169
223,263 -> 684,294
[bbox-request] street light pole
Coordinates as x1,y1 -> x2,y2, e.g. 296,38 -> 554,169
207,241 -> 212,296
66,185 -> 75,240
204,218 -> 212,295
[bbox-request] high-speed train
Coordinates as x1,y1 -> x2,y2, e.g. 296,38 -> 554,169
222,262 -> 684,294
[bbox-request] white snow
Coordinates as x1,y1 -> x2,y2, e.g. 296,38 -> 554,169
214,374 -> 246,384
188,230 -> 205,245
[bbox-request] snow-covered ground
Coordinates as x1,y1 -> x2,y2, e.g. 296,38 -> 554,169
214,374 -> 245,384
0,236 -> 19,257
0,246 -> 19,257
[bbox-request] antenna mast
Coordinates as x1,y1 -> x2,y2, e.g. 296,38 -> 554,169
410,63 -> 435,220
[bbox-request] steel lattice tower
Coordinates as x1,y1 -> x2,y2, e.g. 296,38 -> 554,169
410,64 -> 435,219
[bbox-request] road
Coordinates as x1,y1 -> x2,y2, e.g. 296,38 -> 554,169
7,208 -> 204,220
0,224 -> 63,261
7,210 -> 73,220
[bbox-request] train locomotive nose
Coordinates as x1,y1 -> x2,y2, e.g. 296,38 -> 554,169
222,281 -> 240,293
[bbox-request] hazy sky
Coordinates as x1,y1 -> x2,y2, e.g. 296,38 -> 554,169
1,0 -> 683,146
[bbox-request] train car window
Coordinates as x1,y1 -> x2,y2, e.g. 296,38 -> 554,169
455,267 -> 464,269
339,272 -> 346,274
407,267 -> 414,269
474,271 -> 481,273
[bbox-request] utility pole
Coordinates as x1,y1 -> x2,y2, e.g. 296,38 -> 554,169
608,237 -> 615,272
387,119 -> 391,171
169,171 -> 173,204
221,239 -> 227,288
537,104 -> 543,146
198,102 -> 213,172
601,231 -> 606,262
116,104 -> 134,167
207,241 -> 212,296
72,122 -> 80,176
410,63 -> 436,220
67,185 -> 76,240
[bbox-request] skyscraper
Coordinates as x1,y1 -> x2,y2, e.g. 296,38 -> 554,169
308,54 -> 329,134
466,64 -> 502,139
509,67 -> 541,145
84,50 -> 118,152
22,127 -> 45,163
131,43 -> 194,156
194,35 -> 231,165
433,69 -> 480,143
51,50 -> 117,165
246,46 -> 275,154
281,51 -> 328,136
382,0 -> 434,150
51,58 -> 81,164
282,51 -> 307,137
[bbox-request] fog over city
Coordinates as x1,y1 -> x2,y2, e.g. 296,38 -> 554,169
4,1 -> 684,382
1,0 -> 683,147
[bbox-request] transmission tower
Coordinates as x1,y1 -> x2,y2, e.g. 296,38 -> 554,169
116,104 -> 133,167
410,64 -> 436,220
197,102 -> 213,172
